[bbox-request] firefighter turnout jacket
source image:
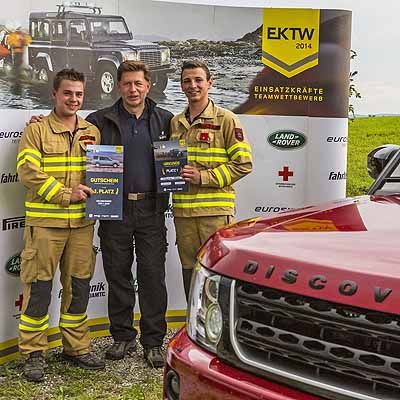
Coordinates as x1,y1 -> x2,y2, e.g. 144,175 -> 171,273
170,100 -> 252,217
17,111 -> 100,227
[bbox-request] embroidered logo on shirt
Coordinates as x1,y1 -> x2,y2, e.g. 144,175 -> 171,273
234,128 -> 244,142
159,131 -> 167,140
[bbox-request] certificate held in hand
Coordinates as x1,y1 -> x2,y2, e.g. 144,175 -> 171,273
153,140 -> 188,193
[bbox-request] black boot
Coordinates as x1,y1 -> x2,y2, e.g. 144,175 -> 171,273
24,351 -> 46,382
182,269 -> 193,302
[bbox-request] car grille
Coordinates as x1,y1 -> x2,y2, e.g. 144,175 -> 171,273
230,281 -> 400,400
138,50 -> 161,67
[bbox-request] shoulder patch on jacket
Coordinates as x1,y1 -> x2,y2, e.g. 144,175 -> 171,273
234,128 -> 244,141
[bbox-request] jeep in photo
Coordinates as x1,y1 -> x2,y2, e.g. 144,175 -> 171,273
28,2 -> 173,96
168,148 -> 186,159
164,145 -> 400,400
92,155 -> 119,168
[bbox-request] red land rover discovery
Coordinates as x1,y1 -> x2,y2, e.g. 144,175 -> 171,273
164,145 -> 400,400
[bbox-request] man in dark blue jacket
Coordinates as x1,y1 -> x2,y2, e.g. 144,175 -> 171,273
87,61 -> 173,368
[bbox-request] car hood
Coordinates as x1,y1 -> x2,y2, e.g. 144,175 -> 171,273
200,195 -> 400,314
92,38 -> 160,49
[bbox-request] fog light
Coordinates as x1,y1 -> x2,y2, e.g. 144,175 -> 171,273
166,370 -> 180,400
205,303 -> 222,343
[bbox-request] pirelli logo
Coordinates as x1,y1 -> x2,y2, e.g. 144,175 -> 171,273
2,216 -> 25,231
262,8 -> 320,78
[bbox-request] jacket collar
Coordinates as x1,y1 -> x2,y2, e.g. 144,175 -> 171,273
48,110 -> 89,134
104,96 -> 157,125
198,99 -> 216,119
178,99 -> 217,129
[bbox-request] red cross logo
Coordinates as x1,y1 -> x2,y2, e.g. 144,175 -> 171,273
278,166 -> 294,181
15,293 -> 23,311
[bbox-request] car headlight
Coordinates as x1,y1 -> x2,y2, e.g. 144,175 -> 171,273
121,50 -> 138,61
160,48 -> 170,64
187,266 -> 222,353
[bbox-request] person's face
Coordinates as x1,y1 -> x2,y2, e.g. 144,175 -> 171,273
181,67 -> 212,104
118,70 -> 150,109
52,80 -> 84,118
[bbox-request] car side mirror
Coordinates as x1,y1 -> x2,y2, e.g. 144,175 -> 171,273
367,144 -> 400,180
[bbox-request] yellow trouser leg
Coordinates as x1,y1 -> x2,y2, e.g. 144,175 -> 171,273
174,215 -> 233,269
19,226 -> 63,355
174,215 -> 233,300
19,225 -> 95,356
19,284 -> 50,355
59,225 -> 95,356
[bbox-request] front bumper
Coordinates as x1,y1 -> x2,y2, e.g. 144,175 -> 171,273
164,327 -> 321,400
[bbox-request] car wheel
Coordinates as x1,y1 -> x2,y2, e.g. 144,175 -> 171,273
112,163 -> 118,168
97,64 -> 117,97
95,163 -> 100,167
150,72 -> 168,94
36,63 -> 51,84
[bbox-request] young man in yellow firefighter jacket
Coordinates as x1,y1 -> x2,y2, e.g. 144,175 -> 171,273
171,61 -> 253,299
16,69 -> 103,382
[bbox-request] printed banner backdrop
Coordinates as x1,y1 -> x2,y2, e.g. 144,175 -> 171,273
0,0 -> 350,363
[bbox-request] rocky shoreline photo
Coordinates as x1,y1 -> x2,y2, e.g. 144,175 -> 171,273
0,26 -> 263,113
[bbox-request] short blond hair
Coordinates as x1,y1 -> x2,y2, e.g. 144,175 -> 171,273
117,61 -> 151,82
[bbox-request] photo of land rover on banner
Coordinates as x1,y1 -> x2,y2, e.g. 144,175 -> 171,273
28,3 -> 173,97
164,145 -> 400,400
0,1 -> 266,112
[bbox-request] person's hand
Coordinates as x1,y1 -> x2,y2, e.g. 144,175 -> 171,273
26,114 -> 45,126
181,165 -> 201,184
70,184 -> 94,203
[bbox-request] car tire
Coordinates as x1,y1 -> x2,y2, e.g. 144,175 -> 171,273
97,64 -> 118,97
112,163 -> 118,168
36,62 -> 52,85
150,72 -> 168,94
95,162 -> 100,167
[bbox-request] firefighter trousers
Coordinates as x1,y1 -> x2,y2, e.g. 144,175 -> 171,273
174,215 -> 234,269
18,225 -> 95,356
174,215 -> 233,299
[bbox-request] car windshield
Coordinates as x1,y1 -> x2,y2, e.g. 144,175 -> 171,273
369,149 -> 400,195
89,18 -> 130,41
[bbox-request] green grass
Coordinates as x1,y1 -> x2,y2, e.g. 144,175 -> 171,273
0,346 -> 163,400
347,116 -> 400,197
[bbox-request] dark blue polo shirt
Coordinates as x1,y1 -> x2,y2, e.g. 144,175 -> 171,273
118,102 -> 156,194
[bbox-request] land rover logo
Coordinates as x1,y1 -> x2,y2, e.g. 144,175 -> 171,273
5,253 -> 21,276
268,130 -> 306,150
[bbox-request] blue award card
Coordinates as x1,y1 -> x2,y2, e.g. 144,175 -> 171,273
153,140 -> 188,193
85,144 -> 123,220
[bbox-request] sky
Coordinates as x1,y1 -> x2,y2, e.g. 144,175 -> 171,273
2,0 -> 399,116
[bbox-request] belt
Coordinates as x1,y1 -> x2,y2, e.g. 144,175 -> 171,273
127,192 -> 155,201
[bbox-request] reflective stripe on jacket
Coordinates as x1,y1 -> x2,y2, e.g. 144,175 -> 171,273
171,100 -> 252,217
17,111 -> 100,228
